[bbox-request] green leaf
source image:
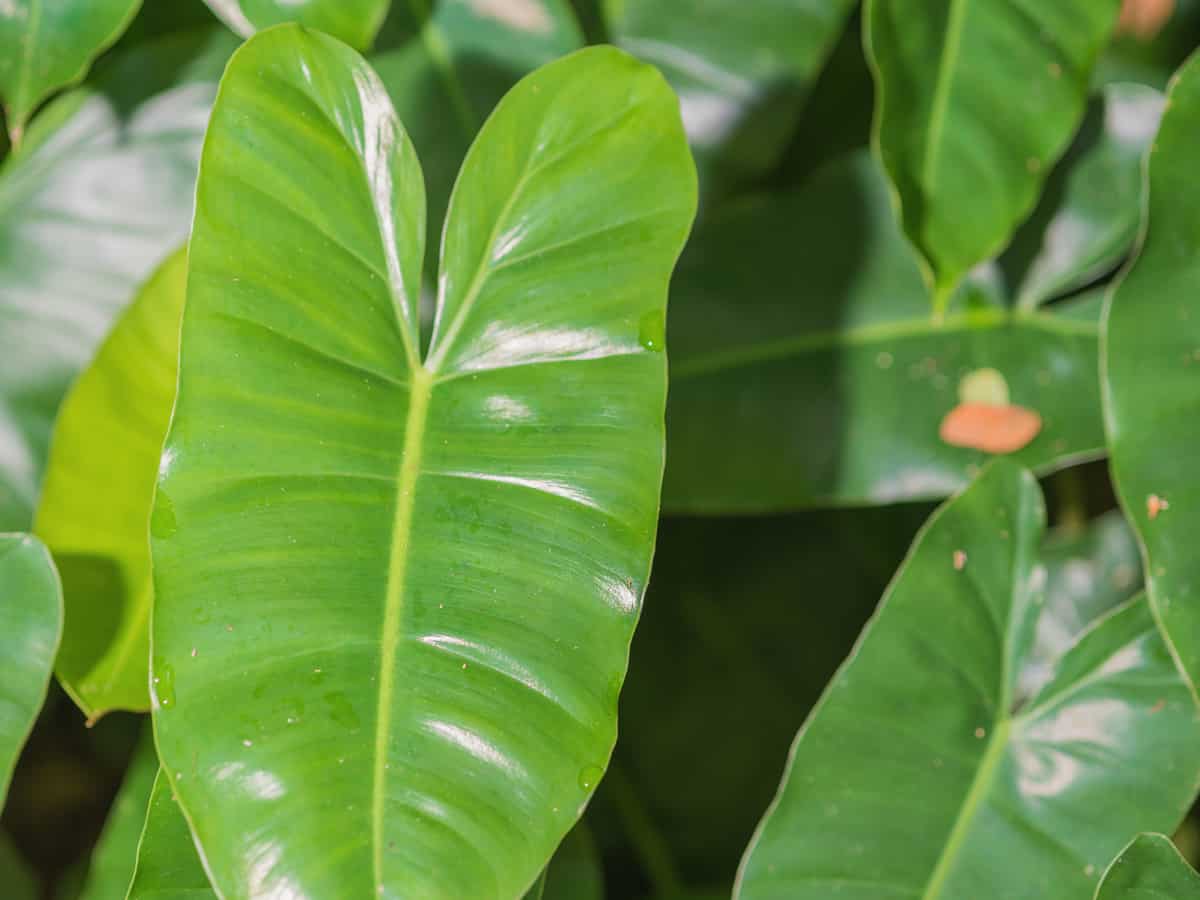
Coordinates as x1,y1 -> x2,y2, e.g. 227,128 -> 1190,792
0,832 -> 37,900
0,0 -> 142,141
1105,52 -> 1200,694
77,728 -> 159,900
865,0 -> 1122,306
540,824 -> 604,900
34,251 -> 185,719
371,0 -> 583,268
127,770 -> 216,900
1095,834 -> 1200,899
736,461 -> 1200,899
152,27 -> 695,900
0,30 -> 230,532
663,152 -> 1105,512
605,0 -> 856,199
202,0 -> 390,50
0,533 -> 60,808
1002,83 -> 1163,308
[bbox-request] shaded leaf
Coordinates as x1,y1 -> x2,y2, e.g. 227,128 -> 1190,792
866,0 -> 1122,304
605,0 -> 856,200
1105,51 -> 1200,693
663,152 -> 1105,512
127,770 -> 215,900
0,30 -> 231,531
152,28 -> 695,900
736,462 -> 1200,899
202,0 -> 389,50
1095,833 -> 1200,898
0,534 -> 61,807
35,250 -> 185,719
0,833 -> 37,900
0,0 -> 141,140
77,728 -> 159,900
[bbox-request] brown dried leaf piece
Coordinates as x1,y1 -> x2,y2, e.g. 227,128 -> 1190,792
939,403 -> 1043,454
1119,0 -> 1175,39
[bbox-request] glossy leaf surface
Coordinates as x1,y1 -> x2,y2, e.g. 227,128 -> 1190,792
1002,83 -> 1162,308
736,462 -> 1200,900
0,0 -> 141,140
203,0 -> 388,50
1095,834 -> 1200,899
78,729 -> 160,900
35,251 -> 185,719
1105,52 -> 1200,692
605,0 -> 855,198
0,533 -> 61,807
663,153 -> 1105,512
0,30 -> 231,531
128,770 -> 216,900
866,0 -> 1121,302
152,29 -> 695,899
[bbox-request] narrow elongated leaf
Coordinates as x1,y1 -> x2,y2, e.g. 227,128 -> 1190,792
1002,83 -> 1163,308
1105,52 -> 1200,692
0,31 -> 230,531
203,0 -> 389,49
152,28 -> 695,900
606,0 -> 856,198
0,533 -> 61,807
866,0 -> 1121,304
1096,834 -> 1200,899
128,770 -> 216,900
0,0 -> 141,140
736,462 -> 1200,900
664,152 -> 1105,513
77,729 -> 160,900
35,251 -> 185,719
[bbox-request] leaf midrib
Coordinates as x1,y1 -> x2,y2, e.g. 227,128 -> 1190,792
922,0 -> 968,194
10,0 -> 42,139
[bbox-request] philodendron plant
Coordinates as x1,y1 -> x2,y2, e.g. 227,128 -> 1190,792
4,0 -> 1200,898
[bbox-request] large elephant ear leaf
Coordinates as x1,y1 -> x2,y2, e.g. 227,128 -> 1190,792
865,0 -> 1122,307
152,26 -> 696,900
35,249 -> 186,720
1095,834 -> 1200,899
0,0 -> 142,141
735,461 -> 1200,900
202,0 -> 389,50
0,533 -> 61,807
1105,52 -> 1200,695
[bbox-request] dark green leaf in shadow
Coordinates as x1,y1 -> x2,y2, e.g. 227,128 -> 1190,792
152,29 -> 695,898
664,152 -> 1106,512
34,249 -> 185,719
76,727 -> 158,900
0,0 -> 142,141
605,0 -> 856,202
1095,833 -> 1200,899
866,0 -> 1122,307
126,770 -> 216,900
736,462 -> 1200,899
0,533 -> 61,808
1105,51 -> 1200,695
0,832 -> 37,900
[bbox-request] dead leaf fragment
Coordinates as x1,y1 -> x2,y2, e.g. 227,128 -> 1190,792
939,403 -> 1043,454
1147,494 -> 1170,519
953,550 -> 967,571
1119,0 -> 1175,39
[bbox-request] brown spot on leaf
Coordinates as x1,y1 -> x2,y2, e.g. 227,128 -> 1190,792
939,403 -> 1042,454
953,550 -> 967,571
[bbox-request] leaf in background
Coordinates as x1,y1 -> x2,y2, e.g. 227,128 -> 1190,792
34,250 -> 185,719
127,770 -> 216,900
0,0 -> 142,141
371,0 -> 582,272
152,28 -> 695,900
522,824 -> 604,900
1095,0 -> 1200,89
735,462 -> 1200,899
1002,83 -> 1163,308
604,0 -> 856,201
76,728 -> 159,900
663,152 -> 1105,513
202,0 -> 389,50
0,534 -> 61,808
0,29 -> 233,532
1105,52 -> 1200,694
0,832 -> 37,900
865,0 -> 1122,308
1095,834 -> 1200,898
